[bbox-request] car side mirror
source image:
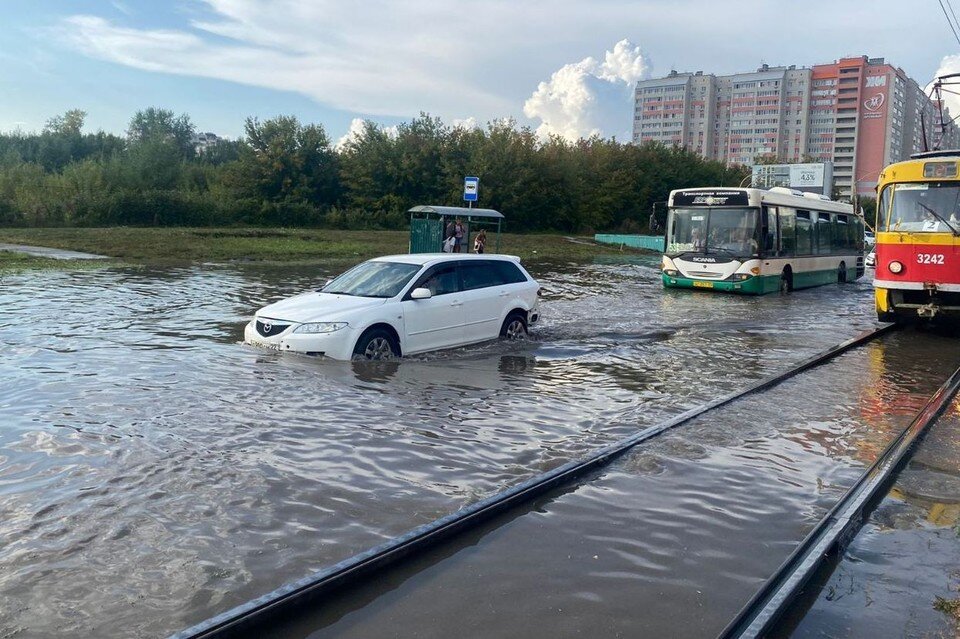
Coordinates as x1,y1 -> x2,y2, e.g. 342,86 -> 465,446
411,287 -> 432,300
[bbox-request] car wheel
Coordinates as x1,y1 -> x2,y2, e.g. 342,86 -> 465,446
500,313 -> 528,340
353,328 -> 399,360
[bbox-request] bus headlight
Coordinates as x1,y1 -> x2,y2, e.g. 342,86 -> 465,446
664,268 -> 679,276
888,261 -> 904,274
732,273 -> 753,281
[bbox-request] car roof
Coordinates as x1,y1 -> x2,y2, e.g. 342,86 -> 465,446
370,254 -> 521,266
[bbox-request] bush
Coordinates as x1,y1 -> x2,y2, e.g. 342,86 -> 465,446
325,207 -> 406,230
79,190 -> 217,226
239,199 -> 324,227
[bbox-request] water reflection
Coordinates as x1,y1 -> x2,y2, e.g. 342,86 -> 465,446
264,332 -> 960,639
784,404 -> 960,639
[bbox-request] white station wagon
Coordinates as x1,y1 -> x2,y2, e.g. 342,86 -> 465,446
244,254 -> 541,359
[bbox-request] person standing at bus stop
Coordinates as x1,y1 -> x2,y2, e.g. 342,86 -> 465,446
474,229 -> 487,254
453,218 -> 465,253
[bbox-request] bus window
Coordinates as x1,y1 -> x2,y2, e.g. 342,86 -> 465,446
762,206 -> 777,255
817,213 -> 833,254
835,214 -> 849,251
778,207 -> 796,256
796,210 -> 813,255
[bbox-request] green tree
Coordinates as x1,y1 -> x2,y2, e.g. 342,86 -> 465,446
236,115 -> 339,220
338,119 -> 402,211
127,107 -> 196,157
44,109 -> 87,136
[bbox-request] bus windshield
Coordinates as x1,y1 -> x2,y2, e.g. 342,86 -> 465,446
666,207 -> 760,257
882,182 -> 960,234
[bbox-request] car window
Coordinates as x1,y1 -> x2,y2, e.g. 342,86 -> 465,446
492,261 -> 527,284
323,261 -> 421,298
461,261 -> 507,290
414,264 -> 460,296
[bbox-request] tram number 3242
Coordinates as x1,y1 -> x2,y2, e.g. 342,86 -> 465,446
917,253 -> 946,265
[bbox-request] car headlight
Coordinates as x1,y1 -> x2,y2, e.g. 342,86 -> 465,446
294,322 -> 349,334
888,261 -> 903,274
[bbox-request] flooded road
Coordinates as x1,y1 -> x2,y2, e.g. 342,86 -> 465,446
784,399 -> 960,639
0,258 -> 956,637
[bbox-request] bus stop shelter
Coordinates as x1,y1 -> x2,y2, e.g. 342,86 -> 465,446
408,205 -> 504,254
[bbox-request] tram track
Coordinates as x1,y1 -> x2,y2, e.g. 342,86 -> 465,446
171,324 -> 901,639
718,348 -> 960,639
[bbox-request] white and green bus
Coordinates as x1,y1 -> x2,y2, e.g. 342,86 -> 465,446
660,187 -> 865,294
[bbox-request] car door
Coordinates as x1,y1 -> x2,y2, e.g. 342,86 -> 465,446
459,260 -> 509,342
399,263 -> 465,353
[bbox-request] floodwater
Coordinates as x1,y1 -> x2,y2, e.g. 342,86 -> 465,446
784,399 -> 960,639
0,258 -> 957,638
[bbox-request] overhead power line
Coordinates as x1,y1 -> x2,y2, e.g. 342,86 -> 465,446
948,0 -> 960,37
937,0 -> 960,46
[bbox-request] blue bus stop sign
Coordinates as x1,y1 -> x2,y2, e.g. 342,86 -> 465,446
463,176 -> 479,202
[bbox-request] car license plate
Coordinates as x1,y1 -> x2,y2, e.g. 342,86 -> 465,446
692,280 -> 714,288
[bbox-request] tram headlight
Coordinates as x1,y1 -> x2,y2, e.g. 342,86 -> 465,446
888,260 -> 904,274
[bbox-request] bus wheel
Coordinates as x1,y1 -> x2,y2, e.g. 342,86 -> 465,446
779,270 -> 792,294
838,262 -> 847,284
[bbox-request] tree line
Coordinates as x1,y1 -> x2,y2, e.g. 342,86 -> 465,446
0,108 -> 748,232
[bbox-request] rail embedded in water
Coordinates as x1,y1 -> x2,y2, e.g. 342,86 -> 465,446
170,324 -> 899,639
716,360 -> 960,639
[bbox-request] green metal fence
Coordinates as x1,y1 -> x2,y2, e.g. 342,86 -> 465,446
593,234 -> 665,252
409,218 -> 444,253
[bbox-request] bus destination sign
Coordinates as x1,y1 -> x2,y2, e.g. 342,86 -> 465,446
673,190 -> 749,207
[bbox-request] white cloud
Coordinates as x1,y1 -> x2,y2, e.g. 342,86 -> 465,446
334,117 -> 398,151
523,39 -> 648,141
54,0 -> 949,142
111,1 -> 133,16
451,117 -> 479,130
334,118 -> 367,151
59,5 -> 513,119
931,54 -> 960,123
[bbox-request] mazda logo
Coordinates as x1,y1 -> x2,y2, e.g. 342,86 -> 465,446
262,322 -> 272,334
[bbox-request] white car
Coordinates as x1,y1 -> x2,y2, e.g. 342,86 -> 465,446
865,249 -> 876,267
244,254 -> 541,359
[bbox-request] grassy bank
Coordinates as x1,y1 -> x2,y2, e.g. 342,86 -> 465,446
0,227 -> 646,265
0,250 -> 122,275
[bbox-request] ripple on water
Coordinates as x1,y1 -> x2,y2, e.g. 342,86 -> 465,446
1,261 -> 954,637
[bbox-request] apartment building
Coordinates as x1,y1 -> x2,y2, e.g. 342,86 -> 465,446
633,56 -> 960,198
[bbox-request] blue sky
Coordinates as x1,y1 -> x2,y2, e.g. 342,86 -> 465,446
2,1 -> 959,143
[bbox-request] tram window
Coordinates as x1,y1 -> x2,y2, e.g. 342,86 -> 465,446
778,208 -> 796,256
796,210 -> 813,255
878,186 -> 892,231
762,206 -> 777,255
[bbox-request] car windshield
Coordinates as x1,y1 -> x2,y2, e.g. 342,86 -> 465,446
666,207 -> 760,257
882,182 -> 960,233
322,261 -> 421,298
